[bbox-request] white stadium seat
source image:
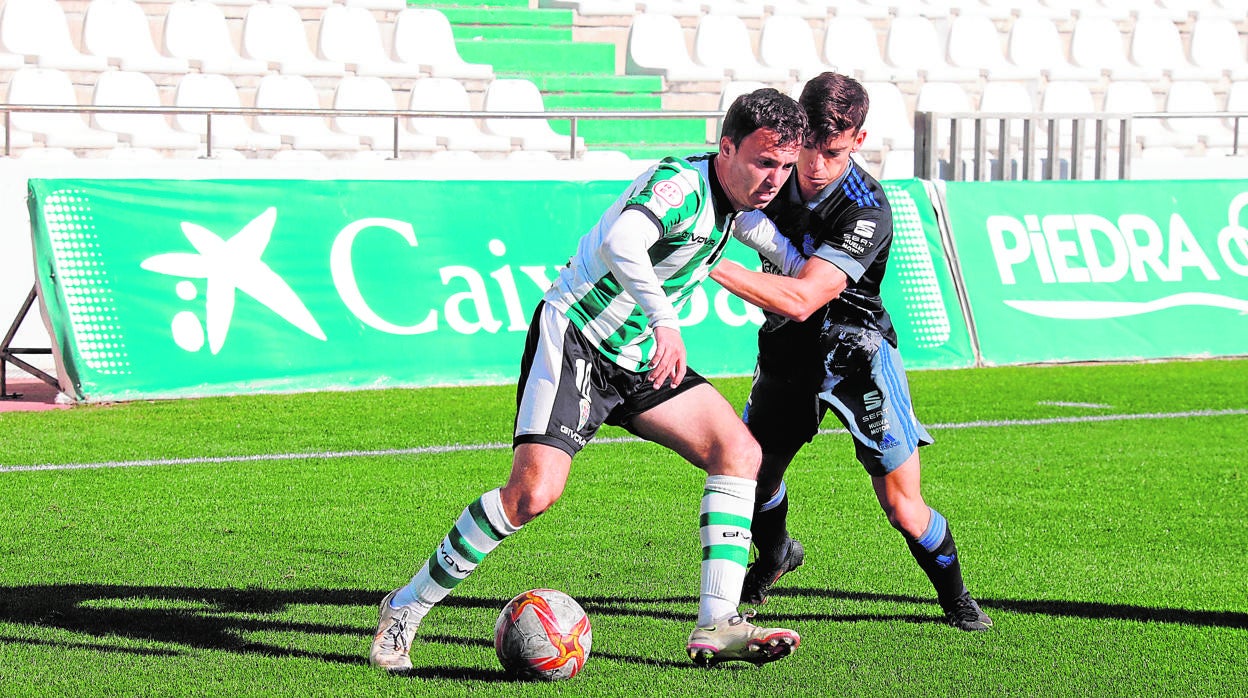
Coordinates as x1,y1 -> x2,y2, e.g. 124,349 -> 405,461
1188,16 -> 1248,81
626,13 -> 724,82
391,8 -> 494,80
254,74 -> 365,152
0,0 -> 110,71
1005,16 -> 1101,83
407,78 -> 513,154
91,70 -> 202,151
1128,15 -> 1223,82
242,2 -> 347,77
6,68 -> 118,149
317,4 -> 424,79
483,78 -> 586,156
162,0 -> 268,75
822,15 -> 918,84
693,13 -> 789,83
883,15 -> 978,83
172,73 -> 283,153
1069,15 -> 1162,82
332,76 -> 439,153
81,0 -> 190,75
757,14 -> 833,82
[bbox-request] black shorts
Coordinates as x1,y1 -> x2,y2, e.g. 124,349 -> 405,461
514,302 -> 708,457
745,327 -> 932,477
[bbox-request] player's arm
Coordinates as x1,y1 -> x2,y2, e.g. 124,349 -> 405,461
711,254 -> 847,322
600,207 -> 687,388
731,214 -> 808,277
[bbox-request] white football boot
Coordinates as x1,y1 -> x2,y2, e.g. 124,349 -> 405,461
686,611 -> 800,667
369,590 -> 420,672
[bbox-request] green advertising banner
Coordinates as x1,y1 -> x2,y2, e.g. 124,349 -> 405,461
28,177 -> 971,402
944,180 -> 1248,365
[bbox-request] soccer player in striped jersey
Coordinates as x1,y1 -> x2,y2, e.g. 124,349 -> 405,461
371,89 -> 811,671
710,73 -> 993,631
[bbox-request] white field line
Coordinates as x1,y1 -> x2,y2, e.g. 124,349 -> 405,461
3,408 -> 1246,475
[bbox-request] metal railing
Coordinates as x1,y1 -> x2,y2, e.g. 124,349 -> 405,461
0,104 -> 727,160
914,110 -> 1248,182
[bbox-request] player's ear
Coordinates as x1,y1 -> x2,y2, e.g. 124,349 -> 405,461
852,128 -> 867,153
719,135 -> 735,158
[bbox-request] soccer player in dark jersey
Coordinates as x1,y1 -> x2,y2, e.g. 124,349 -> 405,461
710,72 -> 993,631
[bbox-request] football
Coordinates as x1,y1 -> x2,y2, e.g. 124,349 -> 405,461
494,588 -> 592,681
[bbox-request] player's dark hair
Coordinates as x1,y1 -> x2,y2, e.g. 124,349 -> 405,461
720,88 -> 807,149
799,72 -> 870,149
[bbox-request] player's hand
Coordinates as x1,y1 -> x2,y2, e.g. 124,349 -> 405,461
647,325 -> 687,390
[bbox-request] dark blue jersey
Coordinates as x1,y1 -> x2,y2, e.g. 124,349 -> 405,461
760,159 -> 897,368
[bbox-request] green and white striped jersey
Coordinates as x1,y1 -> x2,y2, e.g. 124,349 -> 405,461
544,153 -> 800,372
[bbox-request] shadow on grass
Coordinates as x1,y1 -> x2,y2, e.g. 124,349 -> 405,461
0,584 -> 695,676
762,588 -> 1248,630
1,583 -> 1241,677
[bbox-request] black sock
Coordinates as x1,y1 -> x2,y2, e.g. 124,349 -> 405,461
752,490 -> 790,566
904,509 -> 968,609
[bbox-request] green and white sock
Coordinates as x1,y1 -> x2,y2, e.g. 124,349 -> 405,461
391,488 -> 520,616
698,474 -> 755,627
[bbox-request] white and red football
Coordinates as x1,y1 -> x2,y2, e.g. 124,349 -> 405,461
494,588 -> 592,681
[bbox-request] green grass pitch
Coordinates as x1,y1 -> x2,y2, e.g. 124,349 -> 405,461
1,359 -> 1245,696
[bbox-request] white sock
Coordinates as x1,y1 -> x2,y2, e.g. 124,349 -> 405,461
391,488 -> 520,617
697,474 -> 755,627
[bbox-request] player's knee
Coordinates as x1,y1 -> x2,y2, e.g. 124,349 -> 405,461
503,485 -> 563,525
882,500 -> 928,538
712,432 -> 761,479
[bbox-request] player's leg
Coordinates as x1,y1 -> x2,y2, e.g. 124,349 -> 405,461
627,383 -> 799,666
871,452 -> 991,631
851,342 -> 991,631
740,361 -> 824,604
371,303 -> 610,671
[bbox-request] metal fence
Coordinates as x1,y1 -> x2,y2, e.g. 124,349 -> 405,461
914,110 -> 1248,182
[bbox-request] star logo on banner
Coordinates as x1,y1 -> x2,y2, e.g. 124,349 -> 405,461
141,207 -> 326,354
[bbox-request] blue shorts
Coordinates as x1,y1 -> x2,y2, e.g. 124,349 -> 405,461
744,331 -> 932,477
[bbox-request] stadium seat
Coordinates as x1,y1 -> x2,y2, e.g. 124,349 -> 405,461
883,15 -> 978,83
1005,15 -> 1102,83
638,0 -> 705,17
915,81 -> 976,176
977,81 -> 1037,151
540,1 -> 638,17
254,74 -> 365,152
483,78 -> 587,157
825,0 -> 889,19
1164,81 -> 1236,149
406,78 -> 513,154
945,14 -> 1030,81
91,71 -> 202,152
270,0 -> 334,9
391,8 -> 494,80
172,73 -> 283,153
1102,80 -> 1196,150
81,0 -> 190,75
332,75 -> 439,154
861,81 -> 914,152
1225,81 -> 1248,152
1069,15 -> 1162,82
317,4 -> 424,79
822,15 -> 918,84
1128,15 -> 1223,82
757,14 -> 833,82
626,13 -> 724,82
707,1 -> 767,18
343,0 -> 409,10
162,0 -> 268,76
6,68 -> 119,149
241,2 -> 346,77
762,0 -> 826,19
717,80 -> 767,139
1040,81 -> 1097,115
1188,16 -> 1248,81
693,14 -> 789,83
0,0 -> 110,71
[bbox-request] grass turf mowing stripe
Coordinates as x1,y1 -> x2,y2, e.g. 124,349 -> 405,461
2,408 -> 1246,474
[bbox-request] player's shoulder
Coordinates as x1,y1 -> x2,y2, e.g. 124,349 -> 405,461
837,161 -> 890,212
